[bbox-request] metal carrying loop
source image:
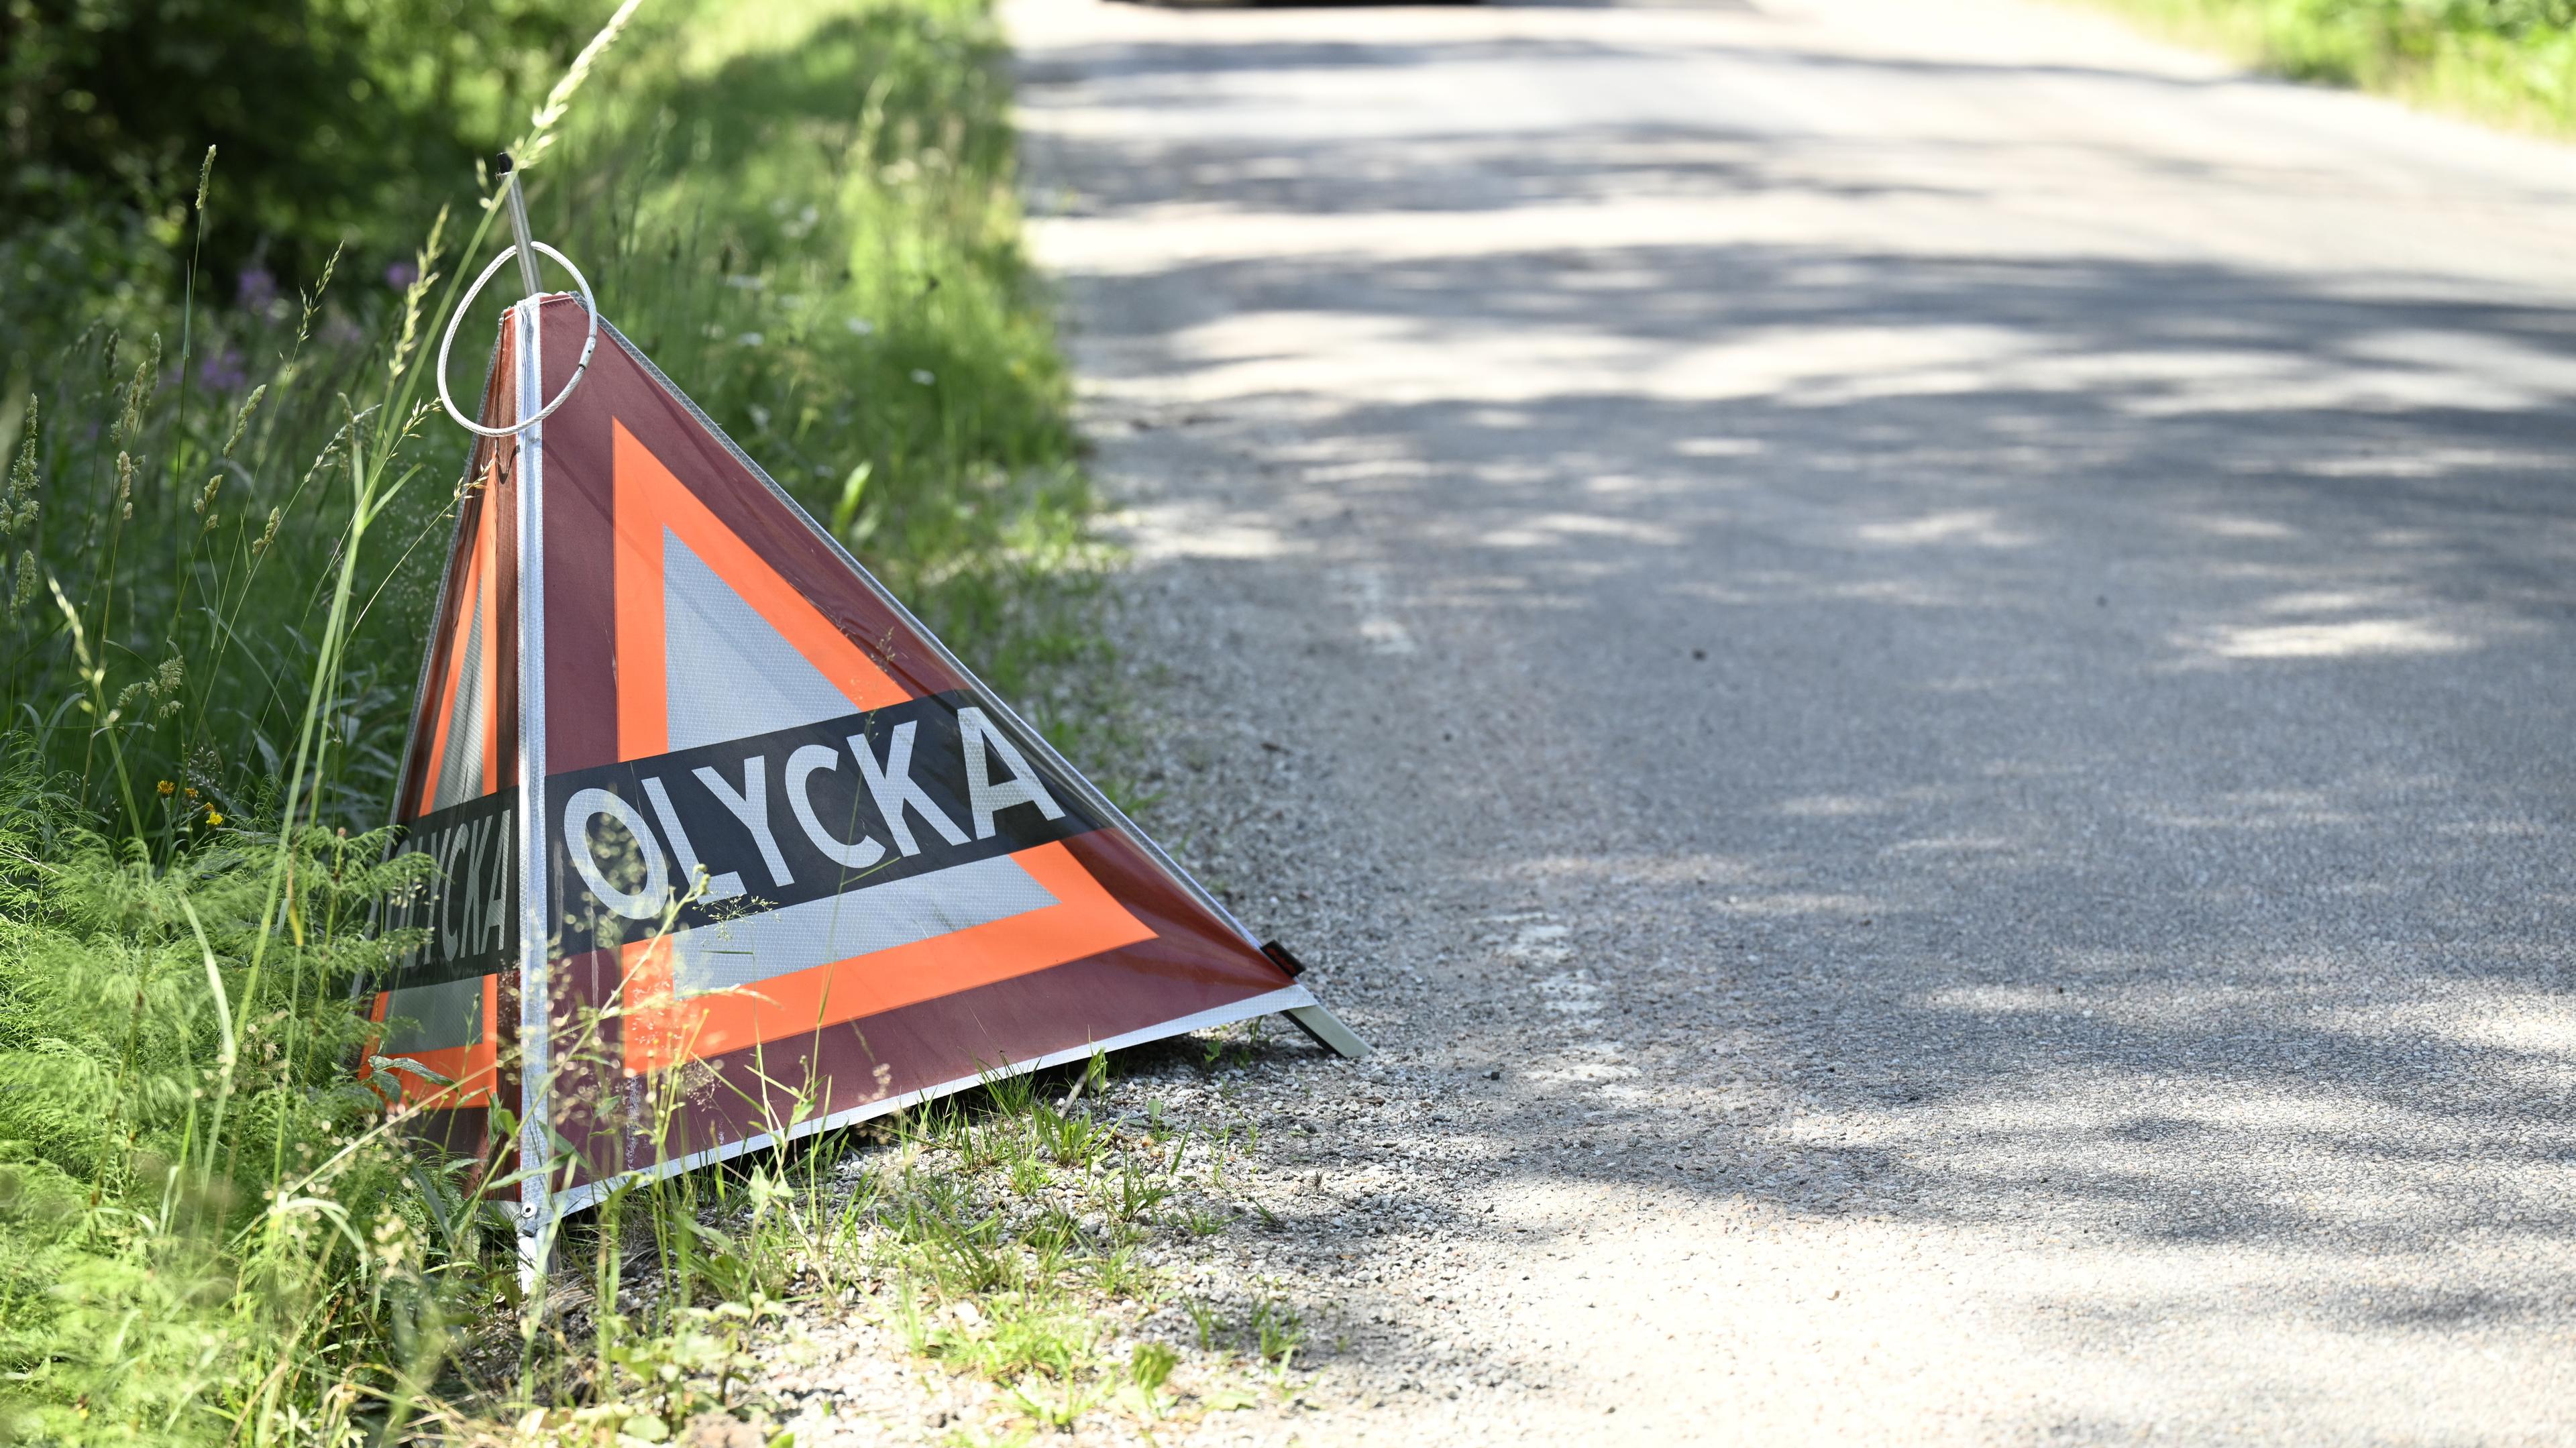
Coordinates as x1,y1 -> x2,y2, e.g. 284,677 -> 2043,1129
433,241 -> 600,438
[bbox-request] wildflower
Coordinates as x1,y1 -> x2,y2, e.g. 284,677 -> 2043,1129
384,260 -> 419,291
157,779 -> 175,796
205,809 -> 224,828
184,786 -> 199,799
196,347 -> 248,393
237,267 -> 278,312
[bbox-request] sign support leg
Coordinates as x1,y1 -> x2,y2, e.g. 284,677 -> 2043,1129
1285,1003 -> 1370,1059
517,1211 -> 555,1299
496,153 -> 545,300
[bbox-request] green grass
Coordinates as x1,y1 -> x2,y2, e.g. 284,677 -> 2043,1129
502,1063 -> 1239,1440
662,1062 -> 1315,1440
2061,0 -> 2576,134
0,0 -> 1120,1440
0,777 -> 447,1445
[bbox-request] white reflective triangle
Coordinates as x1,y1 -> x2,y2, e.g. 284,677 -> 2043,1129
430,580 -> 489,811
668,853 -> 1059,998
663,527 -> 861,750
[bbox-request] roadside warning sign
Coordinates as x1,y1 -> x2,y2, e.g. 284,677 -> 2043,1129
377,293 -> 1364,1228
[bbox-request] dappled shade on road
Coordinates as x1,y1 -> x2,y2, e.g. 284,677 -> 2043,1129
1013,0 -> 2576,1438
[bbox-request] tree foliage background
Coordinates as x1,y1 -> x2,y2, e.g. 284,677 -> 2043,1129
1,0 -> 605,364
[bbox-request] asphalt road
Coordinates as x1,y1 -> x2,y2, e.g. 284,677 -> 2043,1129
1009,0 -> 2576,1440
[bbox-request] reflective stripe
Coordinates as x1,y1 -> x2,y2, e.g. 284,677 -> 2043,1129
668,851 -> 1058,998
383,974 -> 485,1053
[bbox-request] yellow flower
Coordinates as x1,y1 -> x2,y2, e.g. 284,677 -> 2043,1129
204,809 -> 224,828
156,779 -> 175,796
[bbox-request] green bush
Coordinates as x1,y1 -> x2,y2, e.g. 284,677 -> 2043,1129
2080,0 -> 2576,130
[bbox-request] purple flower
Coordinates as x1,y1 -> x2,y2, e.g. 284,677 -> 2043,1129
197,347 -> 248,393
236,267 -> 277,311
384,260 -> 419,291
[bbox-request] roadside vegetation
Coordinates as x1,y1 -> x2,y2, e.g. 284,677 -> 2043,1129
500,1041 -> 1325,1445
0,0 -> 1133,1440
2068,0 -> 2576,133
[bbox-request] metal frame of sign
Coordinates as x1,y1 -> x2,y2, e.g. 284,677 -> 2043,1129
512,296 -> 559,1245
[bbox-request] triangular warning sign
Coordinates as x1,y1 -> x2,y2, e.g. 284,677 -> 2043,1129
379,294 -> 1363,1223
